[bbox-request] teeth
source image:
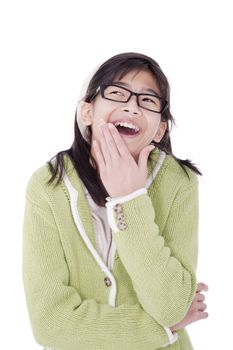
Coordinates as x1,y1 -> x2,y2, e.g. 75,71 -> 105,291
114,121 -> 139,132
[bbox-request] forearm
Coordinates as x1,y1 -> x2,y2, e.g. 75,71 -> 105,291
106,187 -> 198,327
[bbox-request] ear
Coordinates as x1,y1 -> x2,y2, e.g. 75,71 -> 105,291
79,101 -> 93,126
153,121 -> 167,142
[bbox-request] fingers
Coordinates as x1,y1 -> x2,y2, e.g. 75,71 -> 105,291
196,282 -> 209,293
194,294 -> 207,307
194,289 -> 209,316
98,121 -> 133,163
198,302 -> 207,311
107,123 -> 130,157
192,283 -> 209,318
93,140 -> 106,171
197,311 -> 209,319
99,123 -> 113,165
195,293 -> 205,302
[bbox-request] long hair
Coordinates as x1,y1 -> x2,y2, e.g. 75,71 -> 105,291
46,52 -> 202,206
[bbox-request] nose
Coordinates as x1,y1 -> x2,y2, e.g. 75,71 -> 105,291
120,95 -> 142,116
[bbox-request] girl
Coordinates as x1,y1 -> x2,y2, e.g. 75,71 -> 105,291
23,52 -> 209,350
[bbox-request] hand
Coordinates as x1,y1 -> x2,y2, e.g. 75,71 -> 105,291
170,282 -> 209,332
93,121 -> 155,198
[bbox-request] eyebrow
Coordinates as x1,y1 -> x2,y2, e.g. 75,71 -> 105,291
112,81 -> 160,95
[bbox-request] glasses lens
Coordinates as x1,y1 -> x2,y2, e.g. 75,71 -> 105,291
103,85 -> 130,102
138,95 -> 163,112
102,85 -> 165,113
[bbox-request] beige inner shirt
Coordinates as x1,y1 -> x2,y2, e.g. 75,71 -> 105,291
83,184 -> 117,271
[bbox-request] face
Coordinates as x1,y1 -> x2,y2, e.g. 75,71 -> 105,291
80,69 -> 167,162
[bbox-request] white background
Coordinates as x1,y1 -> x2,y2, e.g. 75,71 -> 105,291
0,0 -> 232,348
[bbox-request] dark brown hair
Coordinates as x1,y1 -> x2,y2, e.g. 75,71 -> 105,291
46,52 -> 202,206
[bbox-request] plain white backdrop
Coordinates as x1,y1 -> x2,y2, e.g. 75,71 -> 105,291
1,0 -> 232,348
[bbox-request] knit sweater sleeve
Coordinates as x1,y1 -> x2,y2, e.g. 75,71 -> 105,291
22,174 -> 178,350
106,174 -> 199,328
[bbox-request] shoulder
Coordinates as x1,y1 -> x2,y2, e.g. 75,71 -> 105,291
149,147 -> 199,191
24,154 -> 75,205
24,159 -> 57,204
162,153 -> 199,208
149,150 -> 199,209
164,153 -> 199,189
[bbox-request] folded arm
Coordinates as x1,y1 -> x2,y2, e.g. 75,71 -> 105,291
106,178 -> 199,328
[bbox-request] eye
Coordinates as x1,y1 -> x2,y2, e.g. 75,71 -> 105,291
104,86 -> 128,100
110,90 -> 124,96
142,97 -> 157,105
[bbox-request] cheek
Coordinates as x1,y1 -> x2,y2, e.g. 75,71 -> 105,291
138,125 -> 159,146
92,101 -> 112,119
146,121 -> 160,138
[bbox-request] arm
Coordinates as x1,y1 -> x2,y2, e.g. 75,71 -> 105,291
22,176 -> 178,350
106,177 -> 199,328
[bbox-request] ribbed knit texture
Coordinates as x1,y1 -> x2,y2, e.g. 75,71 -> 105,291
22,147 -> 198,350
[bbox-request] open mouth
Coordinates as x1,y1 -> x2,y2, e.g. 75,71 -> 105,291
114,121 -> 140,137
116,125 -> 140,136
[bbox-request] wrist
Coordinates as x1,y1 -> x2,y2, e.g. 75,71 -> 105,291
105,187 -> 147,204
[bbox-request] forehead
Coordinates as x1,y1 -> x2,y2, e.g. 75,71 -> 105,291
113,69 -> 160,93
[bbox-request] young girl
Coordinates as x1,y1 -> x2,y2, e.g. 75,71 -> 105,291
23,52 -> 209,350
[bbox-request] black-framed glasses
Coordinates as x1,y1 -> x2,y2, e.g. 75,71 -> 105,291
94,83 -> 168,113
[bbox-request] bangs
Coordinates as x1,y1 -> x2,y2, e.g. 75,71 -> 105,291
102,61 -> 153,84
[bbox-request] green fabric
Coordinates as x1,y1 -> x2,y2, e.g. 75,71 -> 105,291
22,147 -> 198,349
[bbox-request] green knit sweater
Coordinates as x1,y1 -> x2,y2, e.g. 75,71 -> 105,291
22,147 -> 199,350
